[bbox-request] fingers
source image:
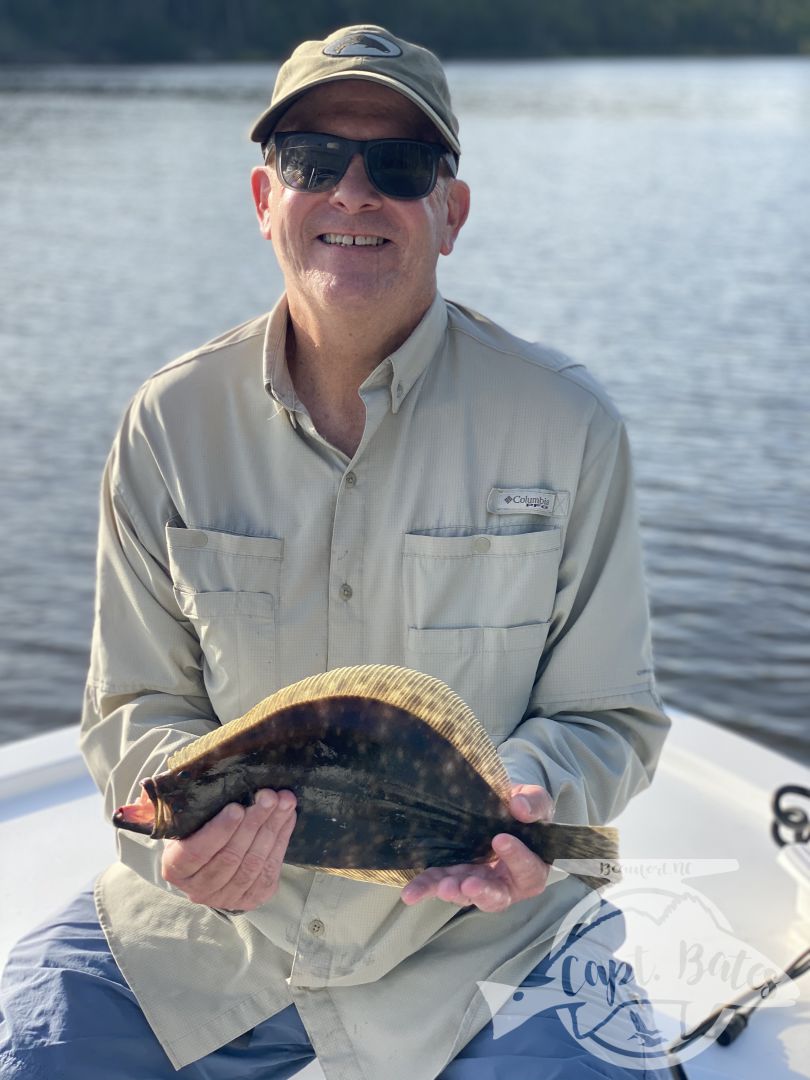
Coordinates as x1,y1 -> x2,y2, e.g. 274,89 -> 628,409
195,790 -> 295,906
162,802 -> 246,881
402,865 -> 513,912
401,865 -> 479,906
162,789 -> 297,910
235,798 -> 298,909
457,874 -> 512,913
401,863 -> 509,910
492,833 -> 550,900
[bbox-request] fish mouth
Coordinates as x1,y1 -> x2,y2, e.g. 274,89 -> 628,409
112,778 -> 158,836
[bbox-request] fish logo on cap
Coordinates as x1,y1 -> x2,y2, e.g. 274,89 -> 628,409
324,31 -> 403,58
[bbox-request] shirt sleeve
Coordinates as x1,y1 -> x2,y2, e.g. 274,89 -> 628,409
79,409 -> 219,892
497,407 -> 670,825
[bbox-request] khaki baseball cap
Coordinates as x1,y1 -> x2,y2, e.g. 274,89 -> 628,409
249,24 -> 460,155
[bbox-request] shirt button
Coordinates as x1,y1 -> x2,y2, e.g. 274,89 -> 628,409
186,532 -> 208,549
395,382 -> 404,399
308,919 -> 325,936
340,583 -> 353,600
345,471 -> 357,487
473,536 -> 492,554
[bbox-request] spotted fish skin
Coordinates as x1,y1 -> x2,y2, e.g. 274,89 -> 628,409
144,697 -> 515,867
114,666 -> 620,889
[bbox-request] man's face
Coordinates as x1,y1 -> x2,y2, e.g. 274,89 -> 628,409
251,81 -> 469,324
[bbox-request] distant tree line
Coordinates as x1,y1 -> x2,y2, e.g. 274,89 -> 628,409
2,0 -> 810,63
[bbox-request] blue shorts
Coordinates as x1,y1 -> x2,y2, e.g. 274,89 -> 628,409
0,886 -> 671,1079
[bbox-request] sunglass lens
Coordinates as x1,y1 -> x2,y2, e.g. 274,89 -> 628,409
367,141 -> 437,199
279,136 -> 349,192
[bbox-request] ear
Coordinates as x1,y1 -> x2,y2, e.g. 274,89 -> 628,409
439,179 -> 470,257
250,166 -> 274,239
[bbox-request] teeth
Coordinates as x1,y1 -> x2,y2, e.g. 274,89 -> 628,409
321,234 -> 386,246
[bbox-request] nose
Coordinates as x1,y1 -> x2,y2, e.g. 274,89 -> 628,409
328,153 -> 383,212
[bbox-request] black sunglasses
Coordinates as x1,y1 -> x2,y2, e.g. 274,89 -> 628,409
266,131 -> 458,201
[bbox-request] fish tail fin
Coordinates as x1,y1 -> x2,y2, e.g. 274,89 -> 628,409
515,820 -> 621,890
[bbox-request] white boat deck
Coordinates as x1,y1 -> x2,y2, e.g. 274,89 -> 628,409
1,711 -> 808,1077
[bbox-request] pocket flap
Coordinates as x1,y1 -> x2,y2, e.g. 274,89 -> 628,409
166,524 -> 284,595
403,529 -> 560,559
407,623 -> 550,654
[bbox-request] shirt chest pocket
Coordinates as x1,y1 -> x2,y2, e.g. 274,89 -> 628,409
166,524 -> 284,717
402,528 -> 560,630
402,529 -> 560,739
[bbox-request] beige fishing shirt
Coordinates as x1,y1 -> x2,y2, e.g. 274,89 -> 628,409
80,293 -> 669,1078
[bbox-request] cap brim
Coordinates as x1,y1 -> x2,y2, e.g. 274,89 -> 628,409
249,70 -> 460,155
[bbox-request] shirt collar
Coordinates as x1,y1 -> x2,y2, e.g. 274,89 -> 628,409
262,294 -> 300,419
262,293 -> 448,419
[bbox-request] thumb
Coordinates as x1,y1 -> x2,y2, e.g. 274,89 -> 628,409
510,784 -> 554,823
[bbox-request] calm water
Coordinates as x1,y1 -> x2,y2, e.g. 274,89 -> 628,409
1,58 -> 808,763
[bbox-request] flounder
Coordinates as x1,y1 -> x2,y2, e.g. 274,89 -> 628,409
114,665 -> 618,889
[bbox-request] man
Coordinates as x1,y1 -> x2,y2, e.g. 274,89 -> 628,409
0,25 -> 669,1080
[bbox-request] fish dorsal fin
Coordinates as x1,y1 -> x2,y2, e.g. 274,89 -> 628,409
302,866 -> 416,888
168,664 -> 512,802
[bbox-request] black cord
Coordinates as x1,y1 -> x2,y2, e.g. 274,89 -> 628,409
667,945 -> 810,1058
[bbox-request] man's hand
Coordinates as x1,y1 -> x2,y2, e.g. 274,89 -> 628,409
161,789 -> 296,912
400,784 -> 553,913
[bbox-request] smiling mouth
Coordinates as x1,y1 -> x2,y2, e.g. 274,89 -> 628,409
319,233 -> 388,247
